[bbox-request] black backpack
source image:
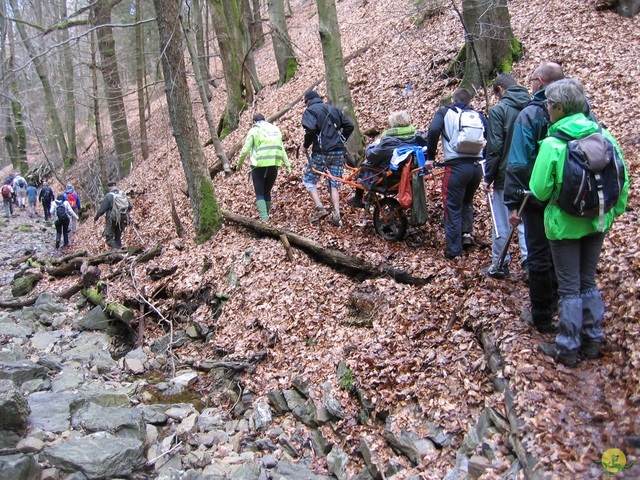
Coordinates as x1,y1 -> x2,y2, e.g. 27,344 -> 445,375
552,129 -> 625,220
41,187 -> 52,202
55,201 -> 68,221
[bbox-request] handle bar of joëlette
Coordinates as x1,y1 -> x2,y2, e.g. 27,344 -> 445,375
311,164 -> 443,191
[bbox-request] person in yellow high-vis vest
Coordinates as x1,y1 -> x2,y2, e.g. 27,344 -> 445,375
235,114 -> 291,221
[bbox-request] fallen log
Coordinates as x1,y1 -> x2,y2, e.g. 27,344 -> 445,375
135,243 -> 163,264
0,295 -> 38,308
50,250 -> 89,266
222,210 -> 433,285
83,287 -> 134,324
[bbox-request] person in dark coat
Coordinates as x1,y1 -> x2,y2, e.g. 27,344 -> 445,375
481,74 -> 531,279
39,182 -> 55,221
94,181 -> 132,249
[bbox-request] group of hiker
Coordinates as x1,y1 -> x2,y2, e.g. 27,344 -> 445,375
232,62 -> 628,368
2,175 -> 132,252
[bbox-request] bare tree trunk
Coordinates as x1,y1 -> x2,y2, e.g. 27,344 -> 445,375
249,0 -> 265,47
59,0 -> 77,166
179,5 -> 230,171
460,0 -> 519,90
316,0 -> 363,162
268,0 -> 297,85
4,27 -> 27,172
8,0 -> 69,165
90,15 -> 108,190
93,0 -> 134,177
192,0 -> 213,101
135,0 -> 149,160
153,0 -> 223,243
242,0 -> 263,94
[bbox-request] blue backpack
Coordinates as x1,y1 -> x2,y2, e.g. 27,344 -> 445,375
552,128 -> 625,222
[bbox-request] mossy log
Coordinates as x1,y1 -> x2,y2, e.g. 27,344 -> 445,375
11,273 -> 42,297
83,287 -> 134,324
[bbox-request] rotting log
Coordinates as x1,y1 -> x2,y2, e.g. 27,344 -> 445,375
280,234 -> 294,262
50,250 -> 89,266
10,252 -> 35,267
83,287 -> 134,324
135,243 -> 163,264
46,246 -> 153,278
222,210 -> 433,285
0,295 -> 38,308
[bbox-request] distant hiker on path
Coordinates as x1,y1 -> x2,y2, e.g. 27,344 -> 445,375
27,183 -> 38,217
2,181 -> 14,218
39,182 -> 55,221
301,90 -> 354,226
94,181 -> 132,249
235,113 -> 291,221
65,184 -> 81,233
13,175 -> 27,209
51,194 -> 78,249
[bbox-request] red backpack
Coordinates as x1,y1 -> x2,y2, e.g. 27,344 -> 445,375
1,185 -> 10,198
66,192 -> 77,208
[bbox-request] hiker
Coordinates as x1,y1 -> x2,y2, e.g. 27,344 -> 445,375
530,79 -> 628,366
481,74 -> 531,279
51,194 -> 78,249
39,182 -> 55,221
94,180 -> 132,249
2,182 -> 14,218
234,114 -> 291,221
301,90 -> 354,226
65,184 -> 81,232
426,87 -> 486,259
26,183 -> 38,217
503,62 -> 565,333
13,174 -> 27,209
348,110 -> 427,207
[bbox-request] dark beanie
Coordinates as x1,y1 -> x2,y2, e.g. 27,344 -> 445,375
107,180 -> 116,187
304,90 -> 320,102
57,194 -> 66,201
252,113 -> 265,122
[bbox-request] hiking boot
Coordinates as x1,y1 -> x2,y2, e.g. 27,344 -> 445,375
462,233 -> 473,248
331,211 -> 343,226
581,342 -> 601,359
539,342 -> 578,367
310,206 -> 329,223
521,310 -> 558,334
485,264 -> 509,280
347,195 -> 365,209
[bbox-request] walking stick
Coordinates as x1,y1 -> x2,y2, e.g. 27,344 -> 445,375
129,221 -> 144,244
478,159 -> 500,239
496,190 -> 531,270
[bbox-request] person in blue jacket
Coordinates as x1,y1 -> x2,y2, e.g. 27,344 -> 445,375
26,183 -> 37,217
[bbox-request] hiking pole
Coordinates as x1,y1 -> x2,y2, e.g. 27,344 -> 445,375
478,159 -> 499,239
496,190 -> 531,270
130,221 -> 144,244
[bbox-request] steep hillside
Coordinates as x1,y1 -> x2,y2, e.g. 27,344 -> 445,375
55,0 -> 640,477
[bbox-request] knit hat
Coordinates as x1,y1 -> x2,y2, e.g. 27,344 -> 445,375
304,91 -> 320,102
107,180 -> 116,187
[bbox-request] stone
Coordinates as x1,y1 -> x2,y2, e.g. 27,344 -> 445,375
0,453 -> 42,480
271,460 -> 333,479
0,359 -> 48,386
41,431 -> 144,479
134,404 -> 169,424
0,430 -> 20,449
261,454 -> 278,469
61,333 -> 112,363
175,413 -> 198,436
327,445 -> 349,480
0,322 -> 32,338
30,331 -> 56,351
150,330 -> 187,355
278,433 -> 300,458
27,392 -> 78,433
11,275 -> 38,297
90,349 -> 116,373
70,402 -> 146,441
51,366 -> 85,392
460,409 -> 491,456
33,292 -> 68,324
172,371 -> 199,388
229,462 -> 260,479
0,379 -> 30,430
40,467 -> 61,480
383,426 -> 436,466
198,407 -> 227,431
359,438 -> 383,480
266,389 -> 290,414
184,445 -> 211,469
16,436 -> 45,453
165,405 -> 196,420
252,402 -> 272,432
77,306 -> 110,331
124,357 -> 145,374
468,454 -> 491,477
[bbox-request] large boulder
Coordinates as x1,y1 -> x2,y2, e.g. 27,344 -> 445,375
0,380 -> 30,430
0,454 -> 42,480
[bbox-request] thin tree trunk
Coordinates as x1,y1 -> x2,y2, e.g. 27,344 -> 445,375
268,0 -> 297,85
8,0 -> 69,164
316,0 -> 363,161
135,0 -> 149,160
93,0 -> 134,177
192,0 -> 213,100
90,15 -> 108,190
153,0 -> 223,243
180,6 -> 230,171
59,0 -> 77,166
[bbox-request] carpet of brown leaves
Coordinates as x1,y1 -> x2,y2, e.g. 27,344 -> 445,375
61,0 -> 640,477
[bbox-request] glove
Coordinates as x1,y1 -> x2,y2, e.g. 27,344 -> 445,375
286,167 -> 292,174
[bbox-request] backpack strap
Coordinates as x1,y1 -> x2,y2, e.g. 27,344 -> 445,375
441,106 -> 461,143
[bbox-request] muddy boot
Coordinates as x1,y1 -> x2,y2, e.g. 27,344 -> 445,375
528,269 -> 555,332
580,288 -> 604,358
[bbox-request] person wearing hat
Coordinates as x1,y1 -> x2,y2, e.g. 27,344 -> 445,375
234,113 -> 291,221
64,184 -> 81,232
301,90 -> 354,226
50,193 -> 78,249
94,180 -> 132,249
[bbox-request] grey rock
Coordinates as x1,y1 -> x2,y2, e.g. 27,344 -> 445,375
150,330 -> 187,355
0,379 -> 30,430
229,462 -> 261,480
322,381 -> 345,420
266,389 -> 290,414
468,454 -> 490,477
351,467 -> 376,480
0,430 -> 21,449
443,450 -> 470,480
278,433 -> 300,458
40,467 -> 61,480
282,389 -> 306,411
459,409 -> 491,456
172,371 -> 199,388
33,292 -> 68,324
359,438 -> 383,480
184,446 -> 211,469
27,392 -> 78,433
0,453 -> 42,480
71,402 -> 146,441
134,404 -> 169,424
41,431 -> 144,479
20,378 -> 47,395
0,322 -> 32,338
327,445 -> 349,480
165,405 -> 196,420
77,306 -> 110,331
271,460 -> 334,479
16,436 -> 44,453
423,420 -> 453,448
89,349 -> 116,373
61,333 -> 111,363
309,428 -> 331,457
29,331 -> 56,351
384,426 -> 436,466
156,468 -> 181,480
261,454 -> 278,469
124,357 -> 145,374
252,402 -> 272,432
198,407 -> 228,431
202,458 -> 236,478
254,438 -> 278,451
0,359 -> 48,386
291,376 -> 310,397
175,413 -> 198,436
51,366 -> 85,392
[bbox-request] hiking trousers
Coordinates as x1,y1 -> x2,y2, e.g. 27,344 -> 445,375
104,218 -> 123,248
3,198 -> 12,218
550,233 -> 606,355
55,218 -> 70,248
251,166 -> 278,202
441,162 -> 482,257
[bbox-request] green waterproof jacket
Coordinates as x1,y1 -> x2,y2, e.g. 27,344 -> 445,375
529,113 -> 628,241
237,121 -> 291,171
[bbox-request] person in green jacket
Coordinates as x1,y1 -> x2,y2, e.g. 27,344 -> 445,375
235,114 -> 291,221
530,78 -> 628,367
